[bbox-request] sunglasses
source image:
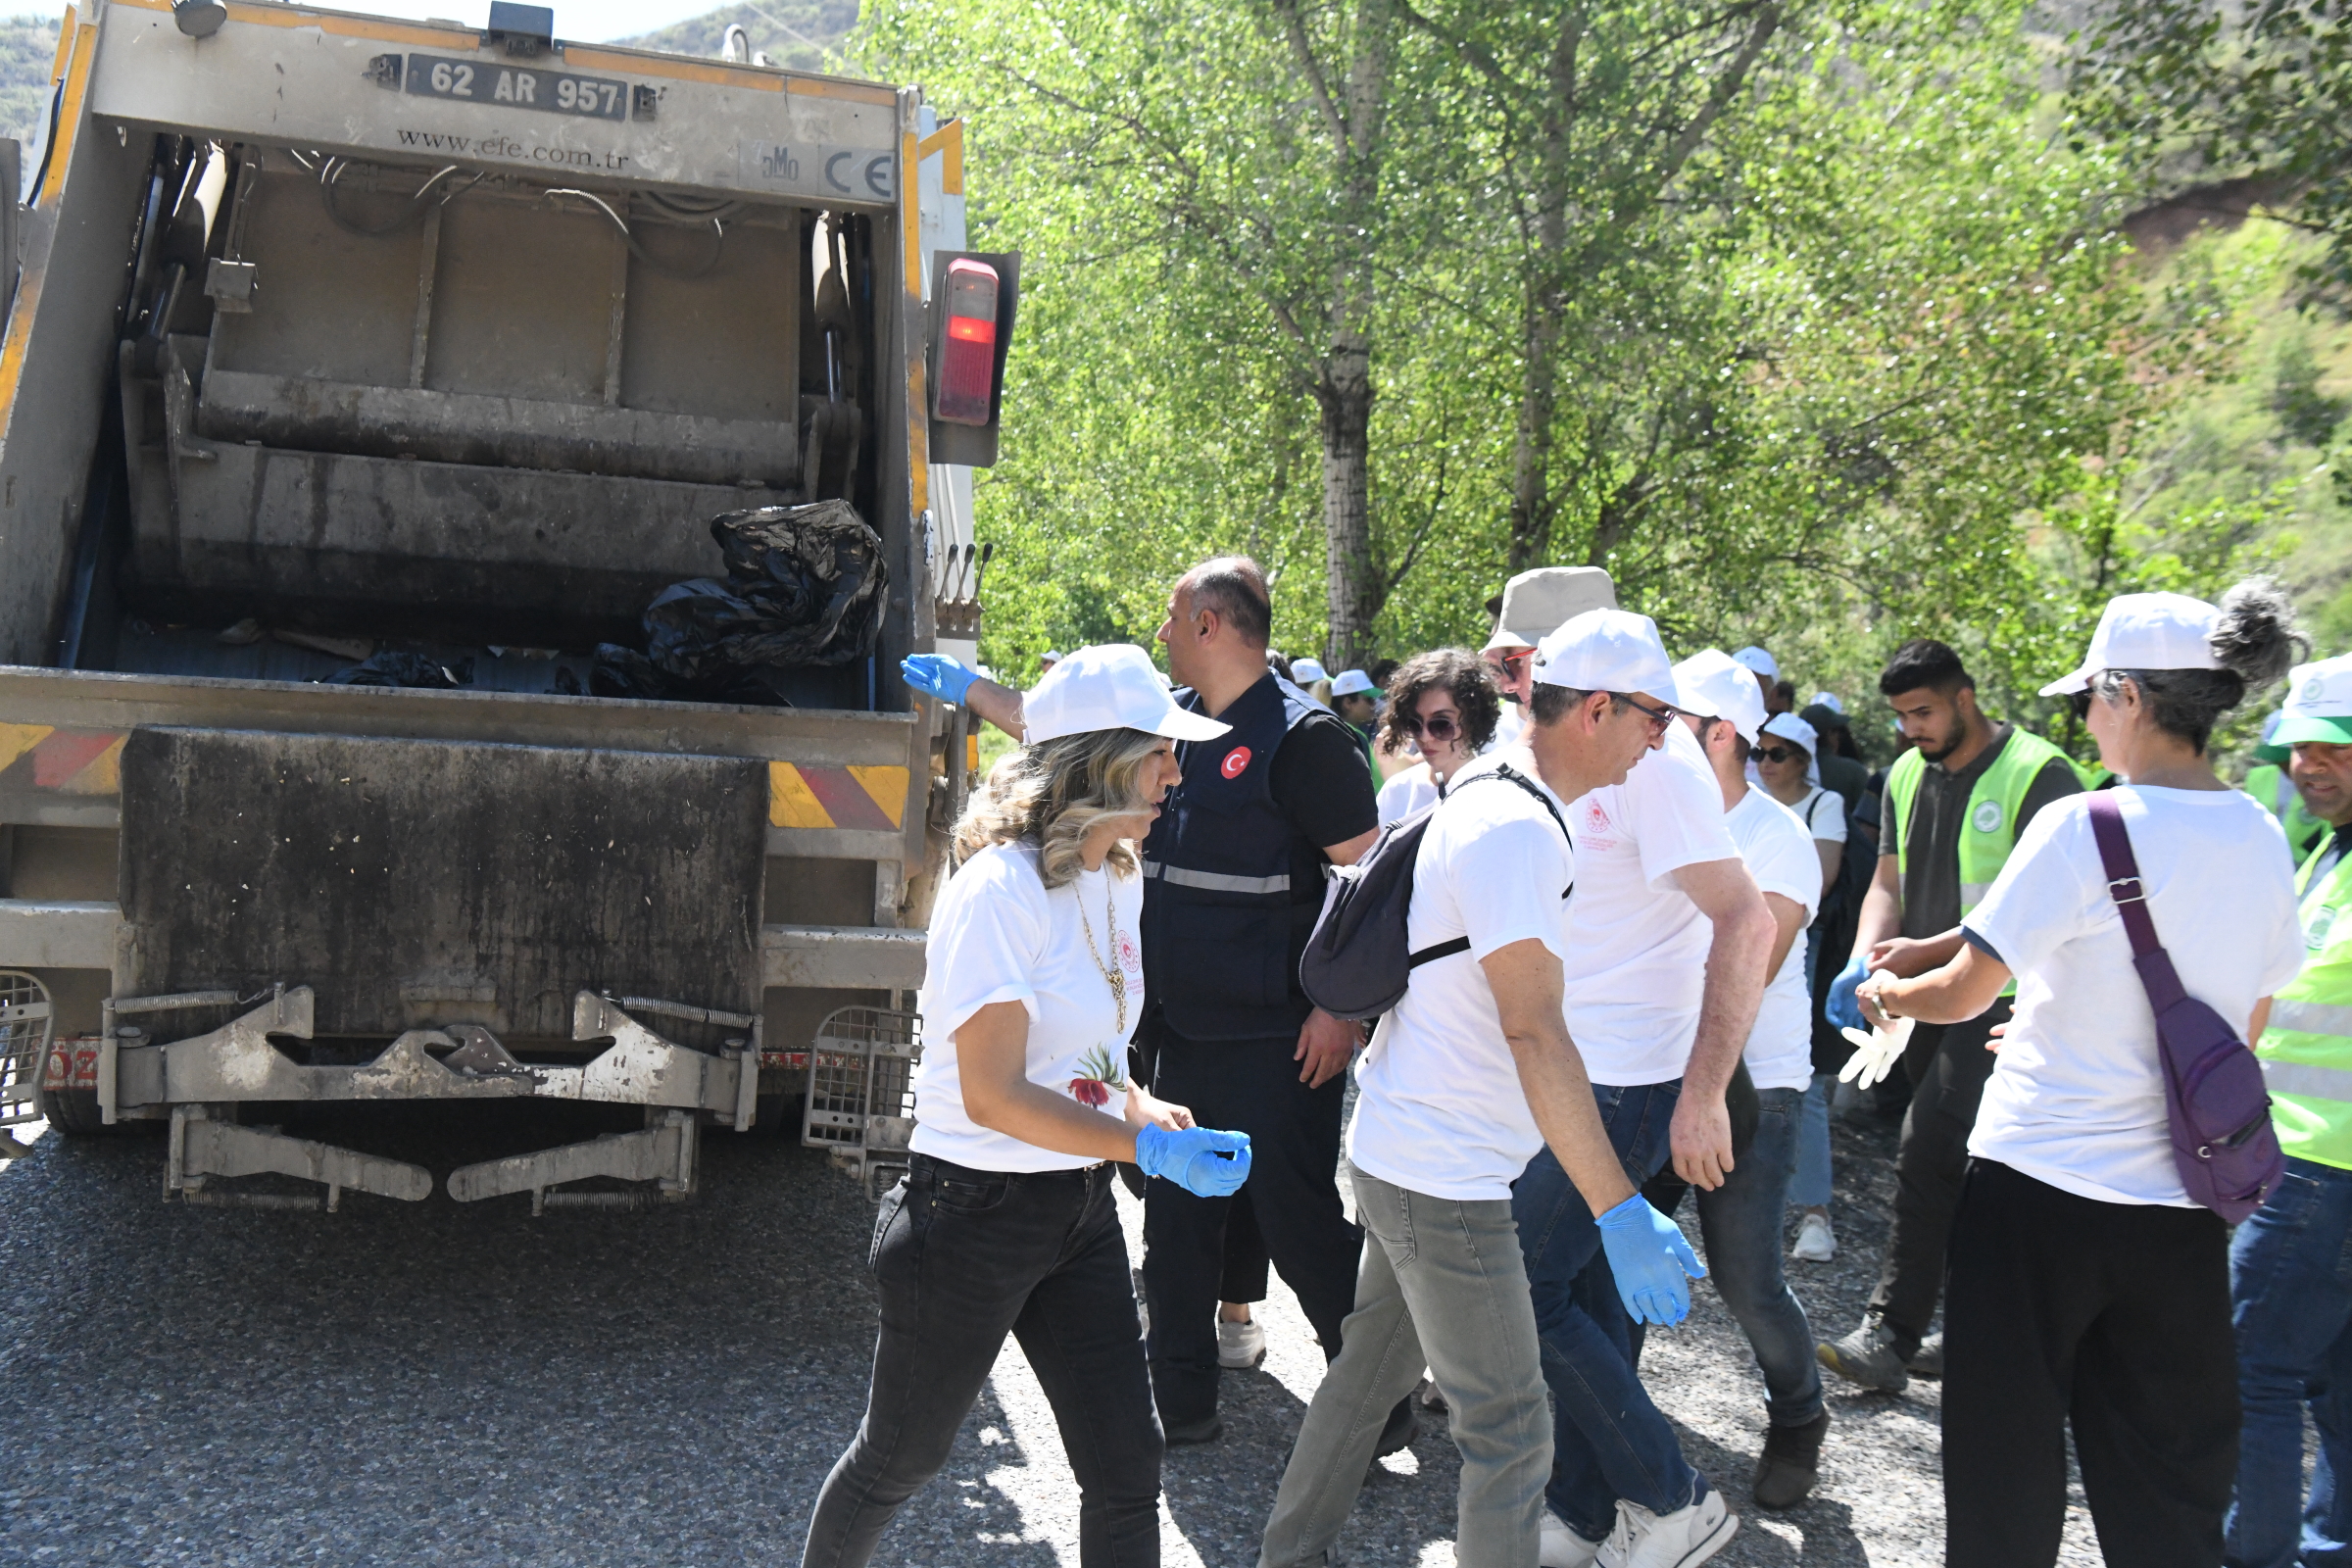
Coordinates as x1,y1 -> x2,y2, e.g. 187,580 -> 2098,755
1616,693 -> 1679,733
1407,713 -> 1461,743
1757,744 -> 1804,764
2069,690 -> 2093,721
1487,651 -> 1532,677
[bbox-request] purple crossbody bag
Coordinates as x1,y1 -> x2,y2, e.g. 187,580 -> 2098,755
2083,791 -> 2283,1222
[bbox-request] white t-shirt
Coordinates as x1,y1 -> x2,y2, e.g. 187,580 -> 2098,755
1348,761 -> 1577,1201
1492,702 -> 1526,751
1788,785 -> 1848,846
1559,720 -> 1742,1086
1965,786 -> 2303,1206
1376,763 -> 1442,825
1724,787 -> 1823,1092
909,842 -> 1143,1172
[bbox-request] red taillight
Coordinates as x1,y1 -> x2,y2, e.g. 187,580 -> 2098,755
934,258 -> 1001,426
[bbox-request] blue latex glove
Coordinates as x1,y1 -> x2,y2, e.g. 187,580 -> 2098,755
1135,1125 -> 1252,1198
901,653 -> 977,706
1824,954 -> 1870,1032
1596,1193 -> 1706,1327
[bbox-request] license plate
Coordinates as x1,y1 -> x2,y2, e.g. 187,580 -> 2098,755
405,54 -> 628,122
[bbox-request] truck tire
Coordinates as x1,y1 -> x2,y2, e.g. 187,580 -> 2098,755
36,1082 -> 112,1136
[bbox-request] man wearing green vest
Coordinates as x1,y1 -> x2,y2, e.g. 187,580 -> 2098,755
2248,709 -> 2328,863
1817,638 -> 2082,1393
2230,652 -> 2352,1567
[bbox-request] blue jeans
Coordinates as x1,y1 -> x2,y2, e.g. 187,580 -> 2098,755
1790,1071 -> 1835,1211
1512,1081 -> 1700,1541
2228,1156 -> 2352,1568
1692,1087 -> 1824,1428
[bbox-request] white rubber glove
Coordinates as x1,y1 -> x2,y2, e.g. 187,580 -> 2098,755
1838,1011 -> 1914,1090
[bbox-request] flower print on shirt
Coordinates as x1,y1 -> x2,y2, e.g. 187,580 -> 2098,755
1068,1043 -> 1130,1107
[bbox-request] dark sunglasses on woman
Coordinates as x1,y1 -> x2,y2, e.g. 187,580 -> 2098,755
1408,713 -> 1460,743
1757,745 -> 1803,764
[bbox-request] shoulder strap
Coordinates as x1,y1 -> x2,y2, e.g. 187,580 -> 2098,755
2083,792 -> 2188,1011
1405,762 -> 1575,970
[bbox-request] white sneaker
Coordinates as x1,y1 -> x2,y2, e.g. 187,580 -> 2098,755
1216,1316 -> 1266,1369
1791,1211 -> 1836,1262
1597,1491 -> 1738,1568
1541,1507 -> 1604,1568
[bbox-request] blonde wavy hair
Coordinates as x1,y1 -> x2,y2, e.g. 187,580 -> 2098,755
953,726 -> 1171,888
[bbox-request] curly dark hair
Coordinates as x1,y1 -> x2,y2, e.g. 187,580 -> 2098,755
1379,649 -> 1502,756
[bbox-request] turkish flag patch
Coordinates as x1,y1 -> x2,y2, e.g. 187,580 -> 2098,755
1220,746 -> 1252,779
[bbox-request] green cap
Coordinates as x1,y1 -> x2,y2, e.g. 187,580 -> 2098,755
2275,656 -> 2352,747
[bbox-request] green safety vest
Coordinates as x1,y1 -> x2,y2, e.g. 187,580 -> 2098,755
1886,725 -> 2076,917
2258,838 -> 2352,1171
2249,762 -> 2328,862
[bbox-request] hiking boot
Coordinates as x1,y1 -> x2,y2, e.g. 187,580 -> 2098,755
1162,1410 -> 1222,1445
1374,1396 -> 1417,1456
1541,1507 -> 1604,1568
1751,1409 -> 1830,1511
1817,1320 -> 1910,1395
1790,1211 -> 1836,1262
1597,1488 -> 1738,1568
1217,1316 -> 1267,1369
1907,1331 -> 1943,1379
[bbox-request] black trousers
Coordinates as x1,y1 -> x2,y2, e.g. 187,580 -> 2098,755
1944,1158 -> 2237,1568
1140,1022 -> 1361,1425
802,1156 -> 1161,1568
1865,999 -> 2008,1352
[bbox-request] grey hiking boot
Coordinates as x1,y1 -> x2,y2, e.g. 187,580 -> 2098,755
1907,1331 -> 1943,1379
1817,1320 -> 1910,1394
1751,1409 -> 1830,1510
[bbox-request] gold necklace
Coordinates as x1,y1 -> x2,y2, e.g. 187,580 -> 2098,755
1075,873 -> 1128,1036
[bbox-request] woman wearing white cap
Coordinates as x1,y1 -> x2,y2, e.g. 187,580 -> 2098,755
801,645 -> 1256,1568
1854,581 -> 2304,1567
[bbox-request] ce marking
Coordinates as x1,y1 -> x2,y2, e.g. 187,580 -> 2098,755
824,150 -> 893,198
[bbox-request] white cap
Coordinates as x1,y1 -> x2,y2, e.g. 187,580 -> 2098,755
1483,566 -> 1617,654
1041,650 -> 1062,662
1023,645 -> 1231,745
1671,649 -> 1766,745
1761,711 -> 1819,755
1732,645 -> 1779,679
2276,654 -> 2352,745
2037,591 -> 2223,696
1811,691 -> 1843,714
1533,609 -> 1675,700
1290,657 -> 1330,685
1330,668 -> 1376,698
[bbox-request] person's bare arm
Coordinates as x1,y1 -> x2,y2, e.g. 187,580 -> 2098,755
2252,997 -> 2275,1045
1860,943 -> 2011,1027
1668,856 -> 1777,1190
956,1002 -> 1149,1160
1868,926 -> 1967,976
1814,839 -> 1842,901
1483,939 -> 1638,1216
1295,826 -> 1384,1087
960,677 -> 1025,740
1762,892 -> 1806,980
1845,853 -> 1903,963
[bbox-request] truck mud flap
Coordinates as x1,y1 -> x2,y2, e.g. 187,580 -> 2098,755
116,727 -> 765,1041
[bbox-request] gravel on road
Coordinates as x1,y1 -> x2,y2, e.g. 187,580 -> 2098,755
0,1100 -> 2111,1565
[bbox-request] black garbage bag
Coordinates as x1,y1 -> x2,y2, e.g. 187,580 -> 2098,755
706,499 -> 888,667
591,640 -> 794,707
325,651 -> 473,689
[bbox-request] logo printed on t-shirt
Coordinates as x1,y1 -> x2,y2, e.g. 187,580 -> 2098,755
1116,930 -> 1143,976
1971,800 -> 2003,834
1220,747 -> 1252,779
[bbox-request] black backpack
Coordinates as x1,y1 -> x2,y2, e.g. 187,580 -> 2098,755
1298,763 -> 1574,1021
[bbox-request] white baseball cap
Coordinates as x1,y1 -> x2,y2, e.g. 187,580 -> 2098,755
1533,609 -> 1675,700
2275,654 -> 2352,746
1732,645 -> 1779,679
1023,645 -> 1231,745
1483,565 -> 1617,654
1671,649 -> 1766,744
1289,657 -> 1330,685
1811,691 -> 1843,714
2037,591 -> 2224,696
1761,710 -> 1820,755
1330,668 -> 1376,698
1041,650 -> 1063,663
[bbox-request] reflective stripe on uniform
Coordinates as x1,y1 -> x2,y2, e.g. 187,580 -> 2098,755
2264,1057 -> 2352,1103
2270,999 -> 2352,1039
1139,860 -> 1291,896
1960,882 -> 1991,906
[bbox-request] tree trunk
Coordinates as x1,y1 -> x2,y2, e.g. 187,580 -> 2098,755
1507,273 -> 1563,571
1318,344 -> 1377,669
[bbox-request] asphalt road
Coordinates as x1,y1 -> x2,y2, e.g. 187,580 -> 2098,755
0,1101 -> 2107,1566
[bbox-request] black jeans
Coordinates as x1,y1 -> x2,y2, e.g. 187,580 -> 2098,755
800,1155 -> 1162,1568
1141,1023 -> 1361,1425
1866,999 -> 2008,1353
1944,1158 -> 2237,1568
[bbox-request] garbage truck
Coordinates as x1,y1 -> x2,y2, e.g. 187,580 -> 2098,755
0,0 -> 1005,1208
